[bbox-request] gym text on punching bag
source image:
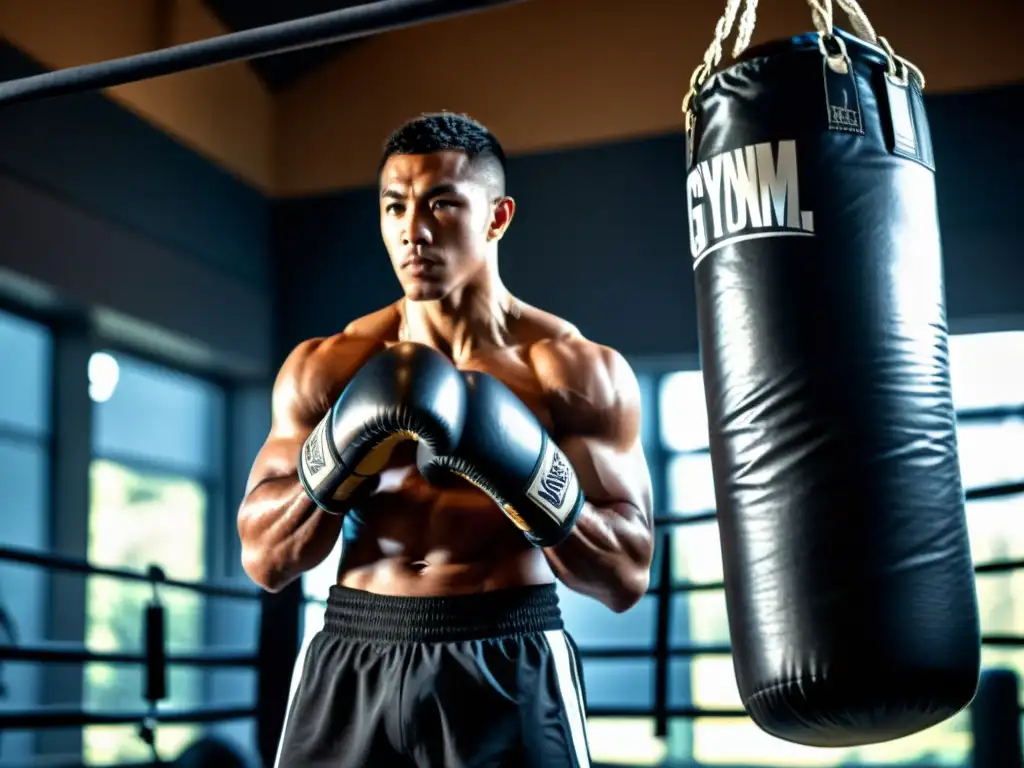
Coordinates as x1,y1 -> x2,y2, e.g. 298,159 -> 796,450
688,140 -> 815,268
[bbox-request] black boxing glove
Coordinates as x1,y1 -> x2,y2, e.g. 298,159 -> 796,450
298,342 -> 466,513
417,370 -> 584,547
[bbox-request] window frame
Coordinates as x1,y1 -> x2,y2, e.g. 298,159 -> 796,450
0,302 -> 55,762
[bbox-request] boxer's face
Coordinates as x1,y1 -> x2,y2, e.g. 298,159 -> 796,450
379,150 -> 514,302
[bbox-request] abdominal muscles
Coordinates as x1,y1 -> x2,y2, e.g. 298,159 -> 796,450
335,453 -> 554,597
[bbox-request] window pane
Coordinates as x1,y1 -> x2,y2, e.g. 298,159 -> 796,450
91,352 -> 224,476
957,417 -> 1024,491
950,331 -> 1024,411
967,494 -> 1024,562
206,596 -> 260,714
83,460 -> 207,765
586,717 -> 667,766
689,711 -> 970,766
0,309 -> 51,434
666,452 -> 716,516
84,725 -> 201,766
0,438 -> 49,761
659,370 -> 710,452
671,519 -> 722,585
673,591 -> 729,647
581,659 -> 654,709
691,655 -> 742,710
976,571 -> 1024,636
558,585 -> 656,650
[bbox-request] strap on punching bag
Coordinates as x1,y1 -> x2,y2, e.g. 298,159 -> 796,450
681,0 -> 927,169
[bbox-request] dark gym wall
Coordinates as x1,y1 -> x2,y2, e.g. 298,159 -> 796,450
0,42 -> 274,378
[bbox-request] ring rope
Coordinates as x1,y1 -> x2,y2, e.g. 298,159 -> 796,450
0,0 -> 521,108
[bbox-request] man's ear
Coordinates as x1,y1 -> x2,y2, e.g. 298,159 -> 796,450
489,196 -> 516,241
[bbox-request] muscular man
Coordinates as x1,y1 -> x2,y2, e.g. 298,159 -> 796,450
238,112 -> 654,768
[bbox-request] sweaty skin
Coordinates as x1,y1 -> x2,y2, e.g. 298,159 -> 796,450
238,151 -> 654,612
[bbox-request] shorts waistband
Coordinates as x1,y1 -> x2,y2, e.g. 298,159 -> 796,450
323,583 -> 564,643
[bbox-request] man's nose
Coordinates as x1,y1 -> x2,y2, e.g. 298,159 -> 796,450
402,206 -> 433,246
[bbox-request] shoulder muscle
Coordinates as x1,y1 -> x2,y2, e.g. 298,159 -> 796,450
528,336 -> 641,446
271,331 -> 386,436
342,303 -> 402,338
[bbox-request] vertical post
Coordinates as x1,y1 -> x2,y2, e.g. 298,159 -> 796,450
654,531 -> 673,738
41,317 -> 93,759
212,381 -> 271,754
202,380 -> 230,708
970,667 -> 1023,768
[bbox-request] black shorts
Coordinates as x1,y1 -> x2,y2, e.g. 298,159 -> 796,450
274,583 -> 591,768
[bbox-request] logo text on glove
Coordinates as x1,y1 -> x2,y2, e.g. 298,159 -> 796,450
300,413 -> 337,491
526,439 -> 579,523
304,432 -> 327,475
537,450 -> 570,509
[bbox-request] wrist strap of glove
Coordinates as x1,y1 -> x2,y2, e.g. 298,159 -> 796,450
298,411 -> 349,514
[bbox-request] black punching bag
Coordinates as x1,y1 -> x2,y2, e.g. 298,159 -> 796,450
685,28 -> 981,746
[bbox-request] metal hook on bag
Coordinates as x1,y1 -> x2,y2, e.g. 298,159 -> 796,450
818,31 -> 851,75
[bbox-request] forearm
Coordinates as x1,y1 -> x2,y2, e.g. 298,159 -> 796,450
238,475 -> 343,592
544,500 -> 653,613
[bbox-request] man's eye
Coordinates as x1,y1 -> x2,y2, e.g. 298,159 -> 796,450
432,200 -> 457,210
385,203 -> 404,214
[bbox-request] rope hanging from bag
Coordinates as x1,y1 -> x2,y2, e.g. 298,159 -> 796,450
681,0 -> 926,135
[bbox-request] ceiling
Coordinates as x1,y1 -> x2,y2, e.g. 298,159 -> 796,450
202,0 -> 377,91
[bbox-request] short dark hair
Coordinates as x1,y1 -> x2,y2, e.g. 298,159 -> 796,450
379,111 -> 507,195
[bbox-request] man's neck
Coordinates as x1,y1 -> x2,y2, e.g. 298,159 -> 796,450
401,282 -> 518,362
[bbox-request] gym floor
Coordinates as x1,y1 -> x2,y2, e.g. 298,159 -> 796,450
0,1 -> 1022,767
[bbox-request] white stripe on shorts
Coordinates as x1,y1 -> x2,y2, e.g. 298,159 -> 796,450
273,622 -> 318,768
544,629 -> 591,768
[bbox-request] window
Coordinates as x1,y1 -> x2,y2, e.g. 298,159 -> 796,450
83,352 -> 224,765
949,330 -> 1024,412
687,713 -> 970,766
585,717 -> 669,766
651,330 -> 1024,765
0,310 -> 52,764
